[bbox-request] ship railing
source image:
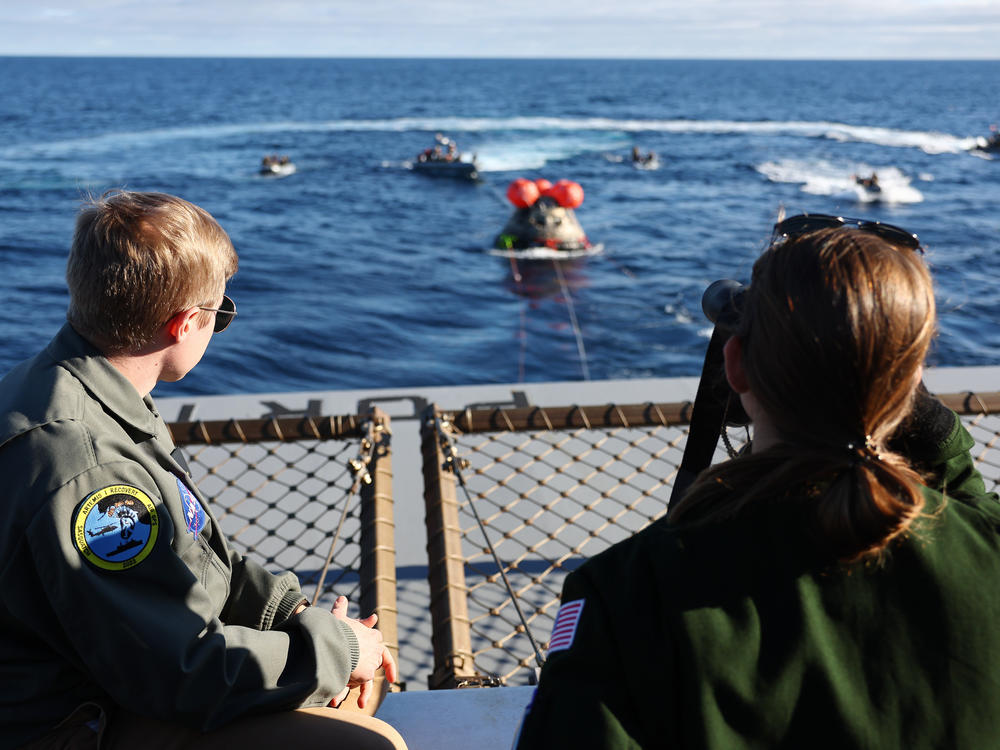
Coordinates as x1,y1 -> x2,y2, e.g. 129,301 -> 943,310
420,392 -> 1000,689
166,407 -> 397,711
165,391 -> 1000,694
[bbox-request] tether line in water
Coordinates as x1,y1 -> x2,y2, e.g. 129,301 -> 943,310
518,302 -> 527,383
552,259 -> 590,381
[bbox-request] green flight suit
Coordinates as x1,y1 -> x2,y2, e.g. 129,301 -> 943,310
516,413 -> 1000,749
0,325 -> 360,750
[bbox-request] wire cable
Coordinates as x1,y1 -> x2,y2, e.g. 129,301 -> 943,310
552,259 -> 590,381
312,420 -> 375,604
434,413 -> 547,669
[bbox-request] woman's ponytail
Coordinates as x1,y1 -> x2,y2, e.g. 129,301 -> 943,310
668,227 -> 936,563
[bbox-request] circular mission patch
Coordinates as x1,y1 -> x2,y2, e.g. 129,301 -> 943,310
73,484 -> 159,571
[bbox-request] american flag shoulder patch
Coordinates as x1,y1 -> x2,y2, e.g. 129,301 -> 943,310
547,598 -> 585,653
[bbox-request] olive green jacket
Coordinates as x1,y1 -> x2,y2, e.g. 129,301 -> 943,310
516,415 -> 1000,749
0,325 -> 359,750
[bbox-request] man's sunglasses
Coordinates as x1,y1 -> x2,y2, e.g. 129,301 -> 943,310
770,213 -> 923,253
198,294 -> 237,333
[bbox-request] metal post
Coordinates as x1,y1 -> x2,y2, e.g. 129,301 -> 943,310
354,407 -> 400,710
421,405 -> 475,689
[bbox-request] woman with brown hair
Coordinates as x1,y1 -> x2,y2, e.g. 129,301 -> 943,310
515,215 -> 1000,749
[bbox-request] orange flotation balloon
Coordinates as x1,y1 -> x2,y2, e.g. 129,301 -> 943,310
540,181 -> 562,201
506,178 -> 540,208
547,180 -> 584,209
561,181 -> 584,208
534,178 -> 553,193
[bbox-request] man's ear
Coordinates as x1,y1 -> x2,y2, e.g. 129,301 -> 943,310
164,308 -> 200,342
723,335 -> 750,394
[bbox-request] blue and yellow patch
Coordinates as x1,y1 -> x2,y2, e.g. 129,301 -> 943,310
73,484 -> 159,571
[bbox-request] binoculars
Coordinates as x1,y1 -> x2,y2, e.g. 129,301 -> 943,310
701,279 -> 745,332
668,278 -> 749,504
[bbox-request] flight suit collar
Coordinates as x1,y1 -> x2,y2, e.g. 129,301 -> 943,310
47,323 -> 159,441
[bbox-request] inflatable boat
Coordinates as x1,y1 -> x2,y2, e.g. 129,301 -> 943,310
413,134 -> 480,180
412,158 -> 479,180
974,132 -> 1000,154
260,155 -> 296,177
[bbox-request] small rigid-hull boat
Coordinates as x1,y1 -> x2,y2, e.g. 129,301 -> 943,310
413,134 -> 479,180
853,175 -> 882,202
412,158 -> 479,180
260,155 -> 296,177
631,147 -> 660,170
974,134 -> 1000,154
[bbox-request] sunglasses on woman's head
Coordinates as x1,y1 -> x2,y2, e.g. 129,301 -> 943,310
198,294 -> 237,333
770,213 -> 923,253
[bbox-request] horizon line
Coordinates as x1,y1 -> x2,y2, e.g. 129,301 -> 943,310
3,54 -> 999,63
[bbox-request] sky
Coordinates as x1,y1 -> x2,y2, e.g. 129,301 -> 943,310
2,0 -> 999,59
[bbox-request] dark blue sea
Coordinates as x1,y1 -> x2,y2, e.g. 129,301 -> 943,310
2,58 -> 999,397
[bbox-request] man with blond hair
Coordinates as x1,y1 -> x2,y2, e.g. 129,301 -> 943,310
0,191 -> 406,750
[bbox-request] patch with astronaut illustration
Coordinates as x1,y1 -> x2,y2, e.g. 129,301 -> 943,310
73,484 -> 159,571
176,476 -> 207,537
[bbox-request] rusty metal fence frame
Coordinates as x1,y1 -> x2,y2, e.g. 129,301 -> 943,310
421,391 -> 1000,689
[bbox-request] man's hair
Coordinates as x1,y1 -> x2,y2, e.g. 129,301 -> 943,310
670,228 -> 936,562
66,191 -> 238,354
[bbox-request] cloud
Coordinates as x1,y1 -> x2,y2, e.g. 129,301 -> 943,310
2,0 -> 999,58
39,8 -> 77,18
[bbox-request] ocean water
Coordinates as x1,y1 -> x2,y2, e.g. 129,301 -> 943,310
1,57 -> 999,398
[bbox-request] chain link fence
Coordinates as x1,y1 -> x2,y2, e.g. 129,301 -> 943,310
166,408 -> 398,707
165,390 -> 1000,693
421,393 -> 1000,689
